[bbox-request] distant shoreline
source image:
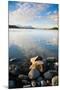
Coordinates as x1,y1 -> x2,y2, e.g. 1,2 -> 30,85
9,25 -> 58,30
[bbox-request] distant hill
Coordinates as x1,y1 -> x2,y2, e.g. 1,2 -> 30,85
9,25 -> 20,28
9,25 -> 35,29
9,25 -> 58,30
50,27 -> 58,30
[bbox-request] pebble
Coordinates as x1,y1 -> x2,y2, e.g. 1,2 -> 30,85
18,74 -> 28,80
31,80 -> 36,87
23,85 -> 31,88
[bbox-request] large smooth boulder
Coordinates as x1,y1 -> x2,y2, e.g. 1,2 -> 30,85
28,69 -> 40,79
44,70 -> 57,80
29,61 -> 44,72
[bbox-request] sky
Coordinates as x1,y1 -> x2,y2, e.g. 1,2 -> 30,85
8,1 -> 58,28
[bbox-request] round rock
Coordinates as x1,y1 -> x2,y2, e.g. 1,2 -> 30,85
44,70 -> 57,80
28,69 -> 40,79
18,74 -> 28,80
31,80 -> 36,87
52,76 -> 58,86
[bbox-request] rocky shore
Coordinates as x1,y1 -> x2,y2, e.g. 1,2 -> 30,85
9,56 -> 58,88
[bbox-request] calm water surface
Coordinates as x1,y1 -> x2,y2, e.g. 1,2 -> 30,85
9,29 -> 58,59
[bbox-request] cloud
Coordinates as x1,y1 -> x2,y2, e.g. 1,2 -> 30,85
9,2 -> 58,27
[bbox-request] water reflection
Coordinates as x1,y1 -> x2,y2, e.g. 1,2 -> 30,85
9,29 -> 58,59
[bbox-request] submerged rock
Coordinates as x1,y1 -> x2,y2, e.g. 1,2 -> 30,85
28,69 -> 40,79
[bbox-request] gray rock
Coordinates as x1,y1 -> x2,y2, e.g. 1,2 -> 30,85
53,62 -> 58,71
40,80 -> 47,86
46,57 -> 57,63
22,80 -> 30,85
18,74 -> 28,80
44,70 -> 57,80
28,69 -> 40,79
31,80 -> 36,87
9,80 -> 16,88
36,77 -> 43,82
23,85 -> 31,88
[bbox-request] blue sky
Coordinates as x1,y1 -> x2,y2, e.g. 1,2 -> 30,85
8,1 -> 58,28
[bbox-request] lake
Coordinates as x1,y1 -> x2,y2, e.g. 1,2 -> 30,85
9,29 -> 58,60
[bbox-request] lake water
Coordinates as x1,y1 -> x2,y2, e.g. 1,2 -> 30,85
9,29 -> 58,60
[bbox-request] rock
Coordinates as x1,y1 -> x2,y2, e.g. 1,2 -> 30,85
30,56 -> 43,64
36,77 -> 43,82
36,81 -> 41,86
35,61 -> 44,72
9,80 -> 16,88
23,85 -> 31,88
29,61 -> 44,72
31,80 -> 36,87
28,69 -> 40,79
22,80 -> 30,85
44,70 -> 57,80
53,62 -> 58,71
30,56 -> 38,64
46,57 -> 57,63
36,77 -> 43,86
46,80 -> 51,86
40,80 -> 47,86
9,65 -> 20,76
52,76 -> 58,86
18,74 -> 28,80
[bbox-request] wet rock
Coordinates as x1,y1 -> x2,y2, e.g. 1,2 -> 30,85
31,80 -> 36,87
9,65 -> 20,76
9,80 -> 16,88
28,69 -> 40,79
30,56 -> 43,64
40,80 -> 47,86
29,61 -> 44,72
22,80 -> 30,85
46,57 -> 57,63
52,76 -> 58,86
23,85 -> 31,88
30,56 -> 38,64
18,74 -> 28,80
44,70 -> 57,80
35,61 -> 44,72
46,80 -> 51,86
36,77 -> 43,82
53,62 -> 58,71
36,77 -> 42,86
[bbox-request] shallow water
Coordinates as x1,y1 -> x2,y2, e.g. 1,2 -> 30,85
9,29 -> 58,59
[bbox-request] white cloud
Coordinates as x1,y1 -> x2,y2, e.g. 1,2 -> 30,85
9,3 -> 58,28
